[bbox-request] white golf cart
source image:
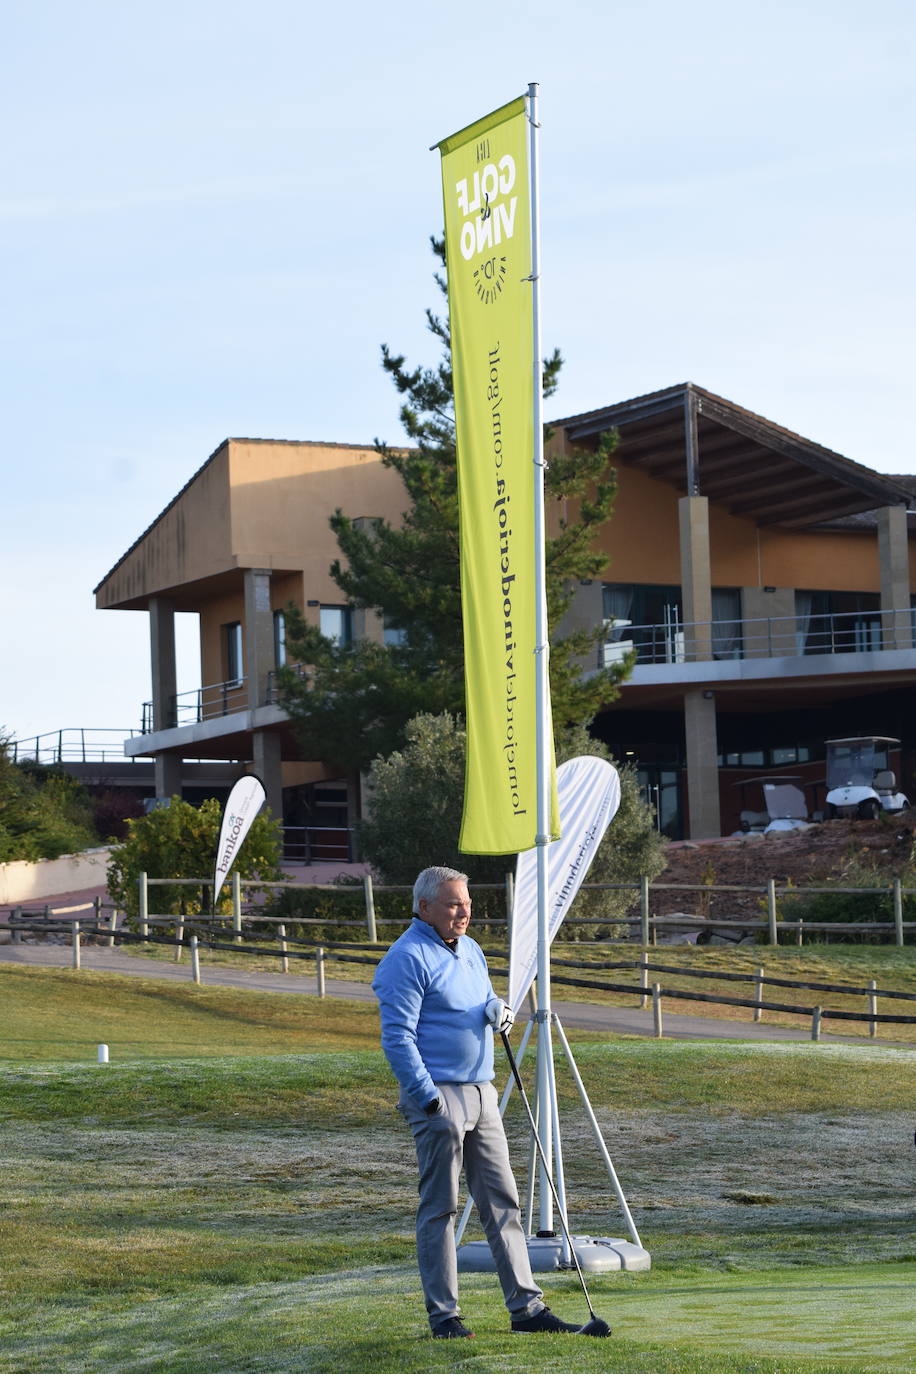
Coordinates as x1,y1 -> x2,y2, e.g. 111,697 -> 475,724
824,736 -> 909,820
733,776 -> 812,835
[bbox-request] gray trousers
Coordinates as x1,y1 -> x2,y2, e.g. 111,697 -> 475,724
399,1080 -> 544,1329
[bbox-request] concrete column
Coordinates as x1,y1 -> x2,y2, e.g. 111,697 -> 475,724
243,569 -> 274,708
554,581 -> 606,672
678,496 -> 713,660
877,506 -> 912,650
252,731 -> 283,822
154,754 -> 183,800
683,689 -> 721,839
149,597 -> 177,730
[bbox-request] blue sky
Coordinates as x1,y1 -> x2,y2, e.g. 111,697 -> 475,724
2,0 -> 915,743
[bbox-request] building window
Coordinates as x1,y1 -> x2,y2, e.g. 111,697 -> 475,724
796,590 -> 880,655
320,605 -> 353,646
383,614 -> 407,648
224,622 -> 243,685
602,582 -> 743,662
718,745 -> 813,768
711,588 -> 742,659
273,610 -> 287,667
602,584 -> 682,663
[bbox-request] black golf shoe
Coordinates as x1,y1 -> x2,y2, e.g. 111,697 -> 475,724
511,1305 -> 581,1334
432,1317 -> 474,1338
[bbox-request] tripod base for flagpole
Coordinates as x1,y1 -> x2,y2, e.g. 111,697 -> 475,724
457,1235 -> 651,1274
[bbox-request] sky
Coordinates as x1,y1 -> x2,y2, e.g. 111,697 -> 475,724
2,0 -> 915,747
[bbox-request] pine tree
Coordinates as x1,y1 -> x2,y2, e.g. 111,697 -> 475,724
278,238 -> 627,773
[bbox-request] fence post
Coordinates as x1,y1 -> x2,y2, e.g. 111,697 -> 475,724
811,1006 -> 822,1042
232,871 -> 242,944
652,983 -> 663,1038
868,979 -> 878,1040
190,935 -> 201,985
893,879 -> 903,947
12,905 -> 21,944
279,923 -> 289,974
100,896 -> 115,948
753,967 -> 764,1022
72,920 -> 81,971
796,918 -> 804,947
139,872 -> 148,940
316,946 -> 326,998
364,874 -> 377,943
174,916 -> 184,962
767,879 -> 778,945
640,876 -> 650,946
639,951 -> 649,1009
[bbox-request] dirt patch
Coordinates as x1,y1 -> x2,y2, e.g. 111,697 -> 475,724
653,818 -> 916,923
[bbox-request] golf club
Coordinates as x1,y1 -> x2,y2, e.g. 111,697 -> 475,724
500,1028 -> 612,1337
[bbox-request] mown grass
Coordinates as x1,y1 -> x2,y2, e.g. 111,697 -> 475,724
0,963 -> 381,1061
1,965 -> 914,1371
0,1266 -> 913,1372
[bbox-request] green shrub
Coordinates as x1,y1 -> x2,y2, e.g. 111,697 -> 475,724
355,712 -> 667,940
779,849 -> 916,944
108,796 -> 284,927
0,744 -> 98,861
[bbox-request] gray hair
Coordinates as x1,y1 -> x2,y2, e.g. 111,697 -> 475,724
413,866 -> 468,913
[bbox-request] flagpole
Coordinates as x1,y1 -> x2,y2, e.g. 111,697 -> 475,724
527,80 -> 555,1236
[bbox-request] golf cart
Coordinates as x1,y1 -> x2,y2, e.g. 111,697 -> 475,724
733,776 -> 811,835
824,737 -> 909,820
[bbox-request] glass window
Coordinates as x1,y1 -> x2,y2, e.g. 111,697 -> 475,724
273,610 -> 287,667
711,588 -> 742,659
320,605 -> 353,646
383,614 -> 407,648
224,622 -> 243,685
797,590 -> 881,654
602,584 -> 682,663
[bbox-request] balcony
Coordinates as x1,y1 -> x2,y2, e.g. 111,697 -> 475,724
8,728 -> 146,764
133,606 -> 916,744
141,679 -> 248,733
598,608 -> 914,670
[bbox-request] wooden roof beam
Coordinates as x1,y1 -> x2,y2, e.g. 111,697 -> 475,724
697,394 -> 910,505
716,471 -> 831,509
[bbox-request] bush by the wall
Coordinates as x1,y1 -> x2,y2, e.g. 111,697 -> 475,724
108,796 -> 284,926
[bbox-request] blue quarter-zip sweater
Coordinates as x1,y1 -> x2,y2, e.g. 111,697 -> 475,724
372,917 -> 497,1106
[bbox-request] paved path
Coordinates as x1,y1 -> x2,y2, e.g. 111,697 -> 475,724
0,940 -> 884,1046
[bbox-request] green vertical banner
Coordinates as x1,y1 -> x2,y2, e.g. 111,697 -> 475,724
437,95 -> 558,854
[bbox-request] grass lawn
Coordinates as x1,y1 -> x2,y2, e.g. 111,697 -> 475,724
0,965 -> 913,1372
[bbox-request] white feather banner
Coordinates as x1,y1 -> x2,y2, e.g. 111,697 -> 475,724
212,774 -> 267,907
508,756 -> 621,1014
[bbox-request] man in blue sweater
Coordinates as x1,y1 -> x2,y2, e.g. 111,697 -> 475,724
372,865 -> 582,1339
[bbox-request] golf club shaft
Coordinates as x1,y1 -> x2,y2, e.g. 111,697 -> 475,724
500,1028 -> 597,1320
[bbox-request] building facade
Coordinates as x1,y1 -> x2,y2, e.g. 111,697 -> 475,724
95,385 -> 916,843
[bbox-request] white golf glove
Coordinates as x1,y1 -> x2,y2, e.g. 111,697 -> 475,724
485,997 -> 515,1034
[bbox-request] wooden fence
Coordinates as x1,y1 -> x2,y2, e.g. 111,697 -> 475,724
7,908 -> 916,1043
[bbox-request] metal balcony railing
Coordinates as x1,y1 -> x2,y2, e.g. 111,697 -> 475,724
141,679 -> 248,734
599,607 -> 915,669
266,663 -> 308,705
133,607 -> 915,735
7,728 -> 143,764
